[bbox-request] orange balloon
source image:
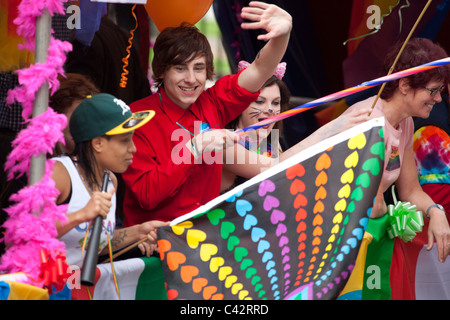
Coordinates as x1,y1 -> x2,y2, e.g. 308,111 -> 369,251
145,0 -> 214,31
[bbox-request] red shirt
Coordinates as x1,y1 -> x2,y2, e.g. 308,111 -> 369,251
122,73 -> 259,225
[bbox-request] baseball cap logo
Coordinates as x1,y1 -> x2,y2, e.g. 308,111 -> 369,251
122,111 -> 152,129
124,117 -> 138,129
113,98 -> 130,115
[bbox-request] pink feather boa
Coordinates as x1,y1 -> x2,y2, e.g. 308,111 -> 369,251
4,109 -> 67,180
1,161 -> 68,281
6,38 -> 72,120
0,0 -> 72,287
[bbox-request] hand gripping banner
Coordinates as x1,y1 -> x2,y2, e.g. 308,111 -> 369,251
158,117 -> 385,300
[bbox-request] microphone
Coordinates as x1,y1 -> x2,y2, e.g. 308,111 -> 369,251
80,171 -> 110,286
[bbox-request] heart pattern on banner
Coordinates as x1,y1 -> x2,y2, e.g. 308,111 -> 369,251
158,126 -> 384,300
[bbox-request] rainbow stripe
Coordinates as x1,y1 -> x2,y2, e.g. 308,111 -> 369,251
236,57 -> 450,134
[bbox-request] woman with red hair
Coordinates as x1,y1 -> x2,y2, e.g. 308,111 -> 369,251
353,37 -> 450,264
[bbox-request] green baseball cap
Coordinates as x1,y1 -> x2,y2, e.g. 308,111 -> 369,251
70,93 -> 155,143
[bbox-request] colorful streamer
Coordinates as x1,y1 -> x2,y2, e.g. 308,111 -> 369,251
236,57 -> 450,134
119,4 -> 138,89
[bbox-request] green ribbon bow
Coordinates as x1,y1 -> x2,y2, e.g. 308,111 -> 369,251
386,186 -> 424,242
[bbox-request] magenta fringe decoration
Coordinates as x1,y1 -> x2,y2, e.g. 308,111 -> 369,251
6,38 -> 72,120
0,0 -> 72,286
1,161 -> 68,282
4,109 -> 67,181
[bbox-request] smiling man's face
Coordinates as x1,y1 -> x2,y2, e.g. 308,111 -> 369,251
161,55 -> 207,110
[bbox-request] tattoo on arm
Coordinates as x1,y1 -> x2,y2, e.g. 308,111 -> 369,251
111,229 -> 128,250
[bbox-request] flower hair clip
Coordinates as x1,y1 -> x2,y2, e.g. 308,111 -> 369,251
237,60 -> 287,80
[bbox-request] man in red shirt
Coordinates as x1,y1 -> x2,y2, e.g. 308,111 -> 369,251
122,2 -> 293,225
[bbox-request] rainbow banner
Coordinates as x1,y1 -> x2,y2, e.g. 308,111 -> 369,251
158,118 -> 385,300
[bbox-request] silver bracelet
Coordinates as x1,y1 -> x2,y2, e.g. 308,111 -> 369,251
425,203 -> 444,219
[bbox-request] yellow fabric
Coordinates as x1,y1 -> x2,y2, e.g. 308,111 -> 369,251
4,281 -> 49,300
339,232 -> 373,296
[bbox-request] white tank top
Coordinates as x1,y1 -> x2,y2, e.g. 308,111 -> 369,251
53,156 -> 116,268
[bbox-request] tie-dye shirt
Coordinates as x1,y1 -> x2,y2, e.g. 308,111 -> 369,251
413,125 -> 450,185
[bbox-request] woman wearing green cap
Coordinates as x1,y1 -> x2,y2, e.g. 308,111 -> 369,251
51,93 -> 168,268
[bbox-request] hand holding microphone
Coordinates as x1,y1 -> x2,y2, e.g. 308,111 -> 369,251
80,171 -> 110,286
